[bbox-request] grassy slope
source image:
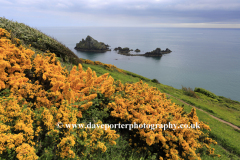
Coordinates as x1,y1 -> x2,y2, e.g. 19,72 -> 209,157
1,17 -> 240,159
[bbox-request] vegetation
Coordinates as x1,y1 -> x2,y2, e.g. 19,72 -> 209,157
182,86 -> 199,99
0,17 -> 81,65
151,79 -> 160,84
81,63 -> 240,157
194,88 -> 217,99
0,17 -> 240,160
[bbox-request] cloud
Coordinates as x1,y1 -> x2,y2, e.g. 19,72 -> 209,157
173,0 -> 240,10
1,0 -> 240,27
148,22 -> 240,28
0,0 -> 13,5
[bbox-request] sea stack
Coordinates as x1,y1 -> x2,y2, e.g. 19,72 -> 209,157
74,35 -> 110,52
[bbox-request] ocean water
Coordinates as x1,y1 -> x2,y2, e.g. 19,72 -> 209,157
38,27 -> 240,102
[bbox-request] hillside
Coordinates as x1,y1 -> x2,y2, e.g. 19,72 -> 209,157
0,17 -> 240,160
0,17 -> 81,65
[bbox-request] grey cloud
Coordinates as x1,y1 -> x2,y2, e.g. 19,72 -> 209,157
1,0 -> 240,27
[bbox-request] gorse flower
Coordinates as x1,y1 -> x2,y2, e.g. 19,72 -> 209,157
80,58 -> 125,73
15,143 -> 38,160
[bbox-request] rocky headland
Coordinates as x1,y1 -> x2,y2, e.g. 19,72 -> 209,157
75,36 -> 111,52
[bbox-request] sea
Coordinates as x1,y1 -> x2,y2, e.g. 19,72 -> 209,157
37,27 -> 240,102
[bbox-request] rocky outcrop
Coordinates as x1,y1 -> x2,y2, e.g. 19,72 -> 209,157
135,49 -> 140,52
115,46 -> 171,57
114,47 -> 131,55
144,48 -> 172,56
74,35 -> 110,52
120,47 -> 130,53
114,47 -> 122,51
144,48 -> 162,56
162,48 -> 172,54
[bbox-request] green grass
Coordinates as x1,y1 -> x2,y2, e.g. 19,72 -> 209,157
170,91 -> 240,128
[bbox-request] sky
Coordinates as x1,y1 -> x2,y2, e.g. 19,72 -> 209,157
1,0 -> 240,28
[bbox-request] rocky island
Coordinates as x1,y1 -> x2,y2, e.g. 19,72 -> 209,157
114,47 -> 132,54
144,48 -> 172,56
75,35 -> 111,52
114,47 -> 172,57
135,49 -> 140,52
74,36 -> 171,56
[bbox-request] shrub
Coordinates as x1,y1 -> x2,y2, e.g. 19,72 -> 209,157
0,28 -> 119,159
84,59 -> 95,65
107,81 -> 219,159
94,61 -> 104,65
182,86 -> 199,98
217,96 -> 240,104
194,87 -> 217,99
151,79 -> 160,84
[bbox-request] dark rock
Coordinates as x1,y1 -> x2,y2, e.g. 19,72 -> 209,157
74,35 -> 110,52
145,48 -> 162,56
119,47 -> 130,53
116,46 -> 171,57
114,47 -> 122,51
122,47 -> 130,51
161,48 -> 172,54
144,48 -> 171,56
114,47 -> 131,55
135,49 -> 140,52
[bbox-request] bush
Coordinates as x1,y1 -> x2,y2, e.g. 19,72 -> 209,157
182,86 -> 199,98
94,61 -> 104,65
108,82 -> 219,159
194,87 -> 217,99
217,96 -> 240,104
151,79 -> 160,84
0,28 -> 119,159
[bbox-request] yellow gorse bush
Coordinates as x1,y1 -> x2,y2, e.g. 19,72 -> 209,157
107,81 -> 219,159
81,58 -> 125,73
0,28 -> 219,159
0,28 -> 119,159
75,120 -> 120,157
16,143 -> 38,160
